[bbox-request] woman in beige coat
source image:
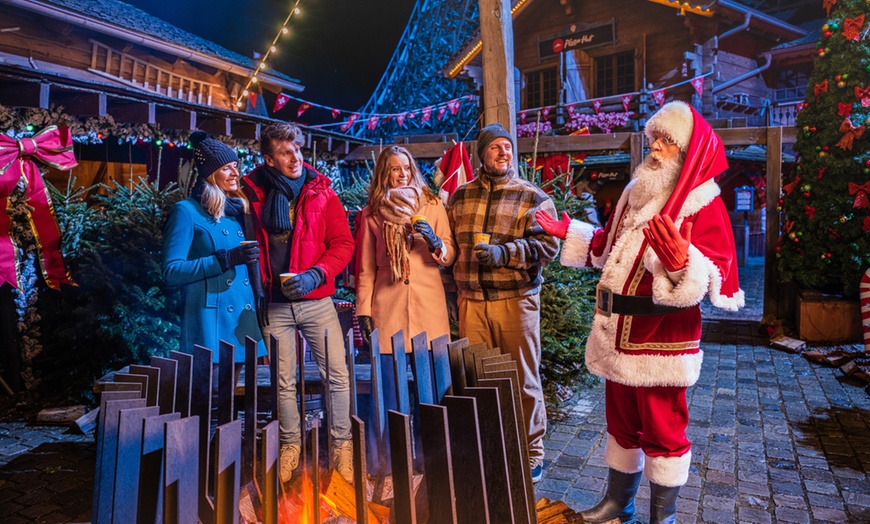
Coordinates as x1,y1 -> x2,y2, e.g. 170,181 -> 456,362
356,146 -> 456,353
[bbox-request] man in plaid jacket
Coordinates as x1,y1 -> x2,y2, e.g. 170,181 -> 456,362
447,122 -> 559,483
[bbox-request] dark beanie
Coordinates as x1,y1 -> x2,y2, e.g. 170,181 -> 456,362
476,122 -> 514,160
190,130 -> 239,180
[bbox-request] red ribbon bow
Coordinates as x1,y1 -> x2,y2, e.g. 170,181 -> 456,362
0,125 -> 77,290
855,85 -> 870,107
849,181 -> 870,209
837,118 -> 866,150
814,80 -> 828,102
844,14 -> 864,42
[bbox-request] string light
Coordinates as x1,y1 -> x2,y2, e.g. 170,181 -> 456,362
446,0 -> 533,79
235,0 -> 303,109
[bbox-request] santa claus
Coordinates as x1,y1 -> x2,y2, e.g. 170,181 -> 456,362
537,101 -> 744,523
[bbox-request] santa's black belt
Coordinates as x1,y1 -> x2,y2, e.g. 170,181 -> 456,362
596,285 -> 691,317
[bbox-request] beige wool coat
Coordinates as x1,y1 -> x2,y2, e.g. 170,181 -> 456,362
356,198 -> 456,353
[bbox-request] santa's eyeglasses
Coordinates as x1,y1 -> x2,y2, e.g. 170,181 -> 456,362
651,134 -> 677,147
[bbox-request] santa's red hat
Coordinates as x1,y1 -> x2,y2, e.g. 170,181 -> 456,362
645,101 -> 729,219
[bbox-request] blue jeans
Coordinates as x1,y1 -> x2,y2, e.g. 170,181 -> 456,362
263,297 -> 351,444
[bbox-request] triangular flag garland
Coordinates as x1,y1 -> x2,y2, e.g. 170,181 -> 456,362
422,106 -> 433,124
690,76 -> 704,97
396,113 -> 406,127
542,107 -> 551,120
621,94 -> 633,112
273,93 -> 290,113
447,99 -> 461,115
591,99 -> 602,114
652,88 -> 666,107
297,102 -> 312,118
331,107 -> 341,119
437,106 -> 448,120
248,92 -> 258,109
520,111 -> 527,124
340,113 -> 359,132
366,115 -> 380,131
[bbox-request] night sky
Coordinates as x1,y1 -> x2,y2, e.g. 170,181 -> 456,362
125,0 -> 415,115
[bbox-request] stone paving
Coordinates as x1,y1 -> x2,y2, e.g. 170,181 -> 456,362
2,257 -> 870,523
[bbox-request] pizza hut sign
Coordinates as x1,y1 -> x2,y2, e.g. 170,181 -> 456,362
540,22 -> 615,57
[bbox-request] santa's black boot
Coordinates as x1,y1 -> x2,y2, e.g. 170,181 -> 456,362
578,468 -> 643,523
649,482 -> 681,524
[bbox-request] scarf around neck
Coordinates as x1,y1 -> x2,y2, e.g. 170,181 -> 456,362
192,180 -> 245,218
262,165 -> 308,233
377,186 -> 423,283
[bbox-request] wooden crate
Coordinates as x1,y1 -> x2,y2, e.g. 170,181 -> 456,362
797,289 -> 862,343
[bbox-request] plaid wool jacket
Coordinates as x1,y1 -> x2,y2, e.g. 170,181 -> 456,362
447,170 -> 559,301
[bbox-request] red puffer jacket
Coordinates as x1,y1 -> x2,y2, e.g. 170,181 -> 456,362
242,164 -> 354,301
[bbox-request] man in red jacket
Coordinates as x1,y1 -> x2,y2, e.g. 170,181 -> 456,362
242,123 -> 355,484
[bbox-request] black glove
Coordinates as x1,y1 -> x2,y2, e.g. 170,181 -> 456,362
474,242 -> 508,267
357,315 -> 374,346
217,242 -> 259,272
281,268 -> 324,300
413,220 -> 443,253
247,262 -> 269,327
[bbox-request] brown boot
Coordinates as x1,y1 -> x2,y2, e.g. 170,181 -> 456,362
333,440 -> 354,483
279,443 -> 300,483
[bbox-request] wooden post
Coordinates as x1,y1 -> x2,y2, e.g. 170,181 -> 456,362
630,132 -> 644,173
765,126 -> 782,319
479,0 -> 517,139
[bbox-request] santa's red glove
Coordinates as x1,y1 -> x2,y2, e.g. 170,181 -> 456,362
643,214 -> 693,272
535,210 -> 571,240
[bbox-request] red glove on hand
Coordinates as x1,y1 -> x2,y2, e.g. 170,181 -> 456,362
643,214 -> 693,272
535,210 -> 571,240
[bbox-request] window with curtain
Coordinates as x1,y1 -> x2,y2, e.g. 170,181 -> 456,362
595,51 -> 635,97
525,67 -> 560,109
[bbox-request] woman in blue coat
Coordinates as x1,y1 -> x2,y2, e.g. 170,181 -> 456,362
163,131 -> 267,363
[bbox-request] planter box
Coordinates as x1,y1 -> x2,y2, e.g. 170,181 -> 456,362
797,289 -> 862,343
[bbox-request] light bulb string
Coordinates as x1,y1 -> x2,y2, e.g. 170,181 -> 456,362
235,0 -> 303,108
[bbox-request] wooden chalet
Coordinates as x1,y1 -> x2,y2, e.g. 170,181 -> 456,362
0,0 -> 368,189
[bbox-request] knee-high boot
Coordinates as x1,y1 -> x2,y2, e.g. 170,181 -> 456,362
578,468 -> 643,523
649,482 -> 681,524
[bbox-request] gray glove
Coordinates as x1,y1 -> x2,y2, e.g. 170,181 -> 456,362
474,243 -> 508,268
413,220 -> 443,253
281,268 -> 325,300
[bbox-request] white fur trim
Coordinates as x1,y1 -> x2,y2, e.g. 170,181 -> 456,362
604,433 -> 644,473
560,220 -> 598,268
645,102 -> 693,152
644,451 -> 691,487
647,245 -> 711,309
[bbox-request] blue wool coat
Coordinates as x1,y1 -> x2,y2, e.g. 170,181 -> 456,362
162,198 -> 266,363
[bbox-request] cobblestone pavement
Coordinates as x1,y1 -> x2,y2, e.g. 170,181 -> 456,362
2,258 -> 870,523
536,258 -> 870,523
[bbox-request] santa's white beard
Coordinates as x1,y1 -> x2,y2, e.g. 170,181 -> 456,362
629,154 -> 683,208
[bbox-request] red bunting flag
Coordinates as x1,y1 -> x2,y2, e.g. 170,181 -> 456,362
422,106 -> 432,124
567,104 -> 576,117
447,99 -> 461,115
331,108 -> 341,119
406,112 -> 416,121
297,102 -> 312,118
621,94 -> 632,112
396,113 -> 406,127
367,115 -> 380,130
542,106 -> 551,120
591,99 -> 602,114
652,88 -> 666,107
273,93 -> 290,113
249,92 -> 258,109
690,77 -> 705,97
340,113 -> 359,132
437,106 -> 448,120
520,111 -> 527,124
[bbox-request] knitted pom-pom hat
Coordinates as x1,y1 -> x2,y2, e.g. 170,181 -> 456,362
190,130 -> 239,180
644,101 -> 694,152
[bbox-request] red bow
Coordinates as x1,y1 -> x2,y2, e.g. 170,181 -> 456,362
844,14 -> 864,42
855,85 -> 870,107
849,181 -> 870,209
0,125 -> 77,290
815,80 -> 828,103
837,118 -> 866,150
838,102 -> 853,117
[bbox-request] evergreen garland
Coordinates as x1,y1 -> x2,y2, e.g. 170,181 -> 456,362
778,0 -> 870,297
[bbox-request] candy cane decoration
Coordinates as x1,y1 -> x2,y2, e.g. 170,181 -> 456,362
861,268 -> 870,352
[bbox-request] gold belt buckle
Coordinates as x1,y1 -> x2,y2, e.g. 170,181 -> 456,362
596,284 -> 612,317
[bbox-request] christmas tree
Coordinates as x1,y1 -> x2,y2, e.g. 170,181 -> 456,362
778,0 -> 870,298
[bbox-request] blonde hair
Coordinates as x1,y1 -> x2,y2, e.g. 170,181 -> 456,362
367,146 -> 437,216
200,174 -> 249,220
